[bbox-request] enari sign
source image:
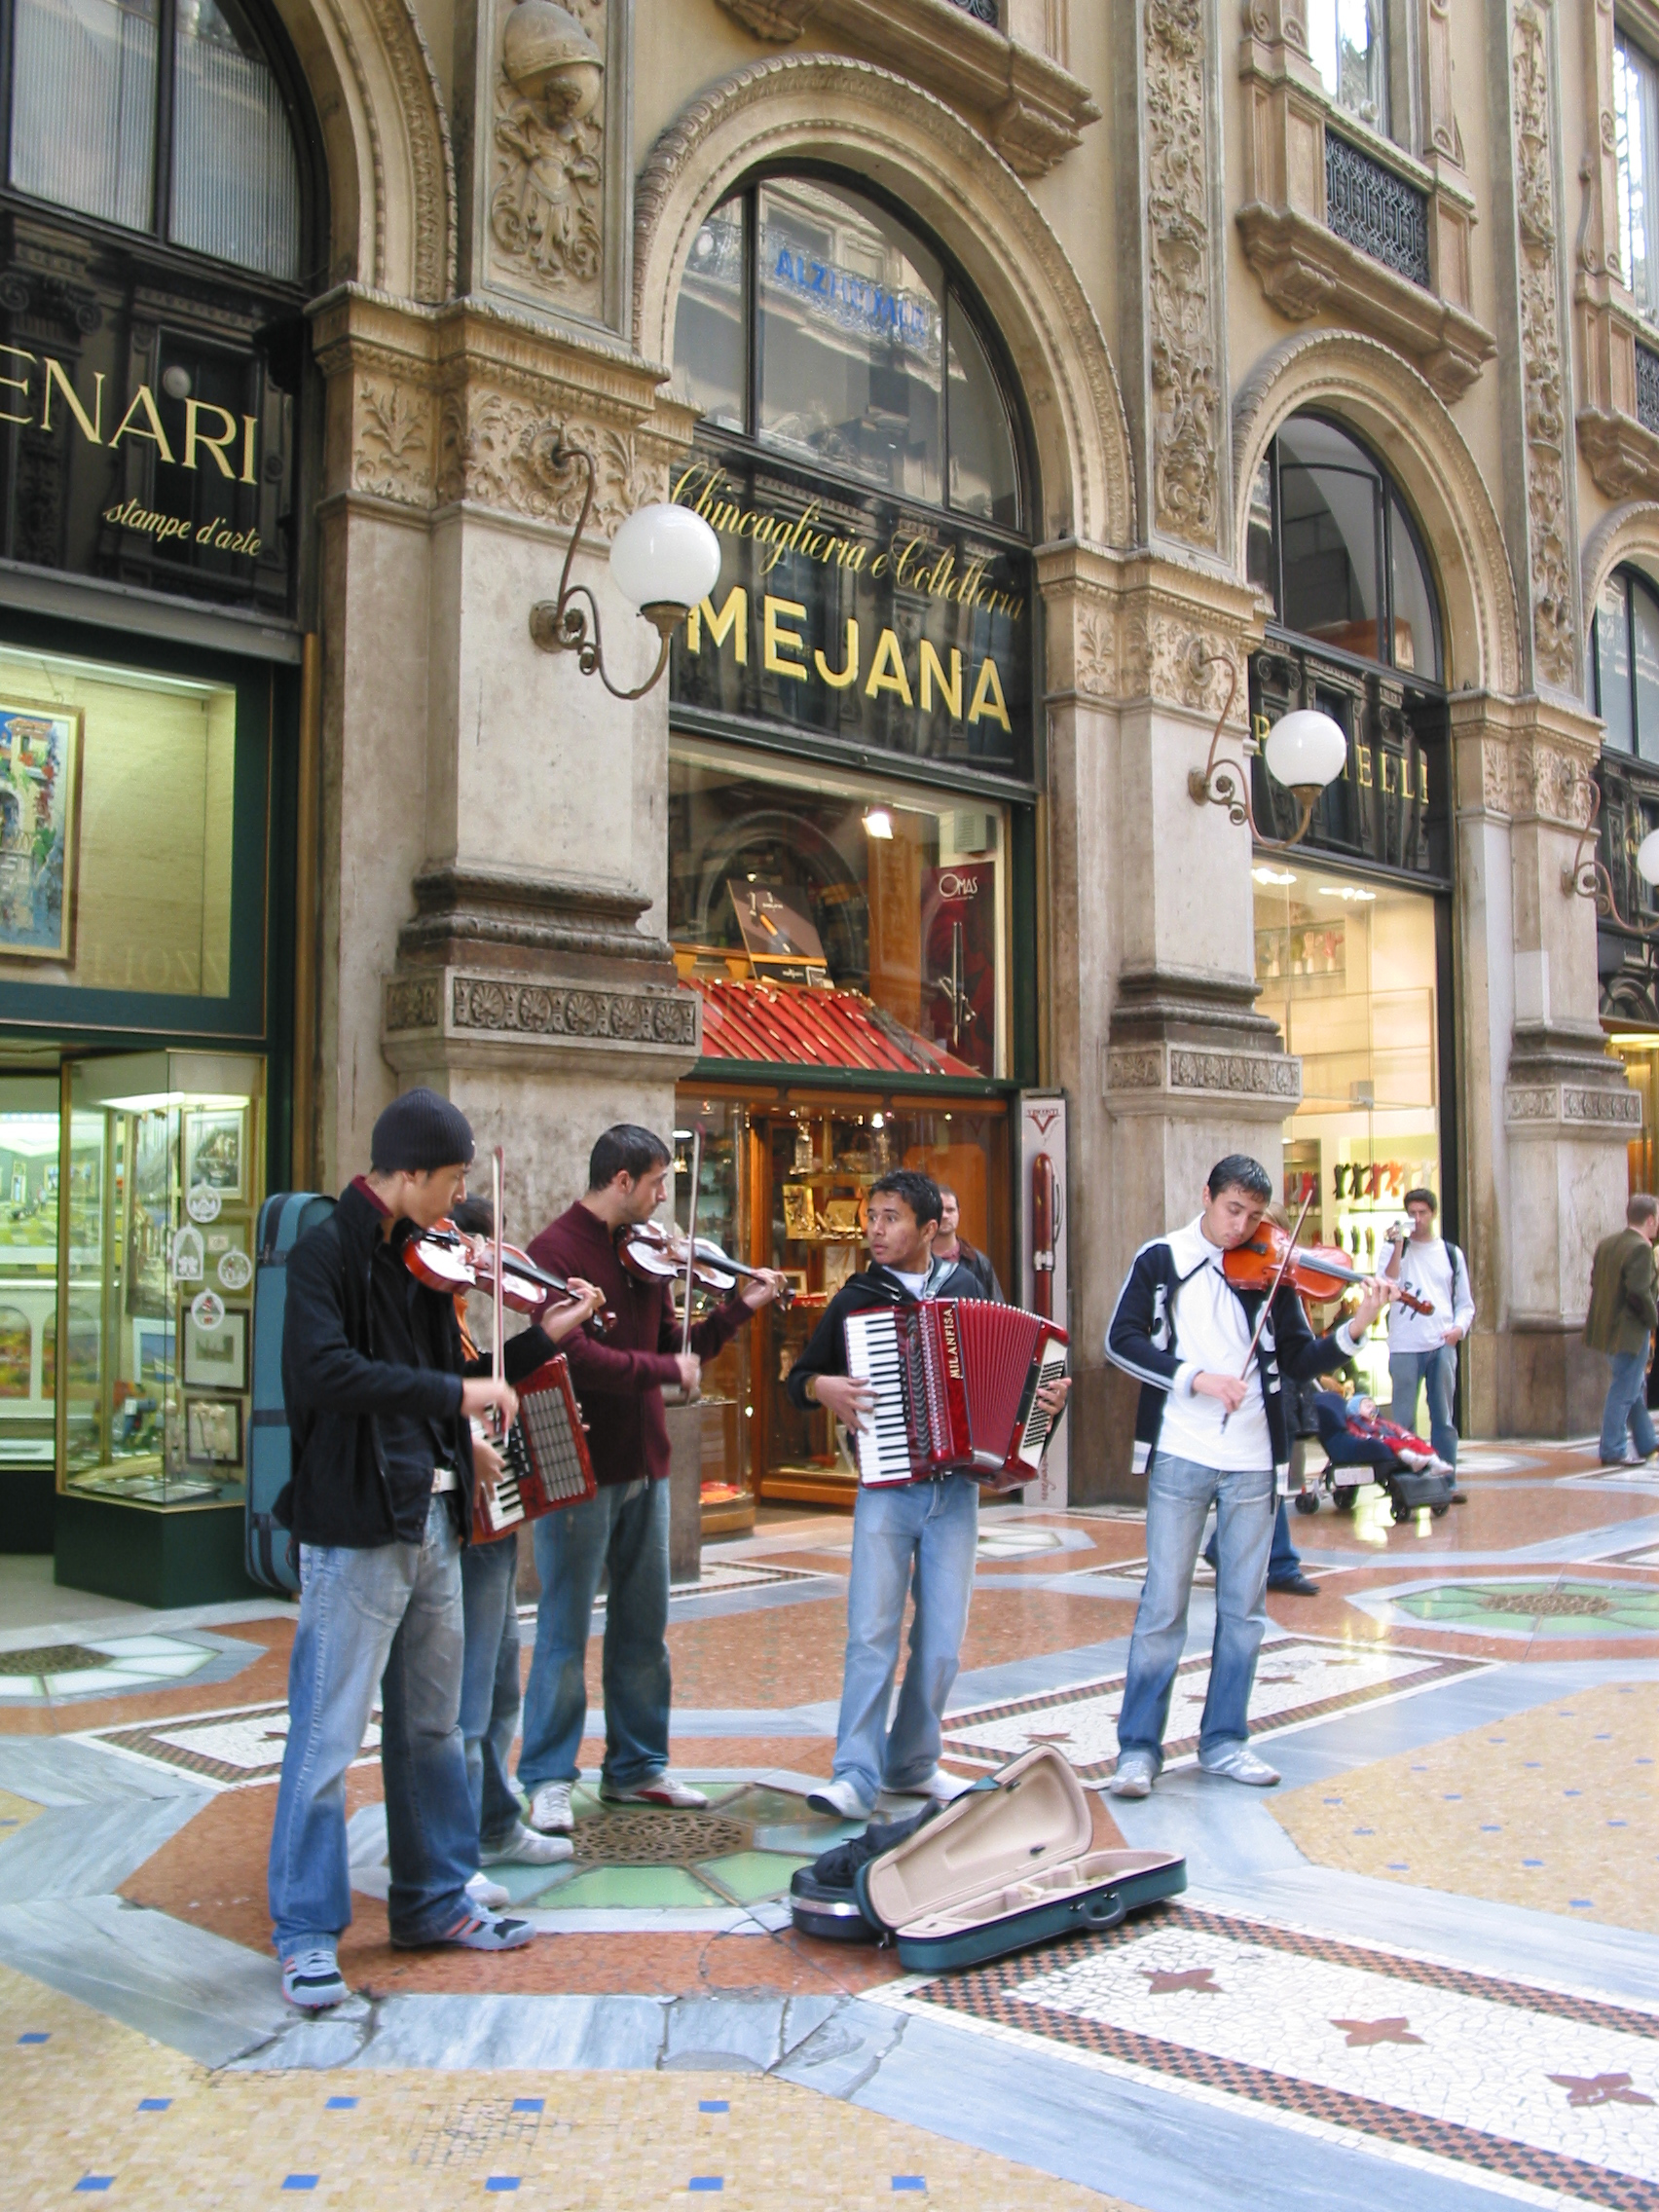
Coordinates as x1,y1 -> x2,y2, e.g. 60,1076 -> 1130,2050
670,446 -> 1033,778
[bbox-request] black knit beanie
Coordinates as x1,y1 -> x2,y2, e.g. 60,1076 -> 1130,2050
370,1087 -> 476,1174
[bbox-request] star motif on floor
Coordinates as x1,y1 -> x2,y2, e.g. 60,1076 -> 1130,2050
1141,1968 -> 1220,1995
1547,2072 -> 1656,2109
1331,2017 -> 1424,2046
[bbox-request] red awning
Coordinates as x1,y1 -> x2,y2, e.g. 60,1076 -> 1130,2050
690,977 -> 981,1079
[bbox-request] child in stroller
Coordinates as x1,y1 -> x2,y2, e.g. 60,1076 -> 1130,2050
1298,1389 -> 1457,1523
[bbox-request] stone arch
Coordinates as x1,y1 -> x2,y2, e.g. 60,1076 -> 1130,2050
270,0 -> 455,304
1232,332 -> 1522,698
633,54 -> 1135,550
1583,500 -> 1659,635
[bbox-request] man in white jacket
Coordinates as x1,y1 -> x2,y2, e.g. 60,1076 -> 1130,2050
1382,1189 -> 1475,1490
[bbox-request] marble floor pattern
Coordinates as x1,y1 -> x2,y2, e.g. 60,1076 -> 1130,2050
5,1454 -> 1659,2209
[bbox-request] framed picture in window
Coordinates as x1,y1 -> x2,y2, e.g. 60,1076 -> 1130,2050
0,699 -> 83,962
182,1306 -> 246,1390
183,1109 -> 245,1199
131,1319 -> 174,1389
185,1396 -> 242,1466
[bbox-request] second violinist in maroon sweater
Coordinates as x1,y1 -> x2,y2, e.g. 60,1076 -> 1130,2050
517,1124 -> 784,1830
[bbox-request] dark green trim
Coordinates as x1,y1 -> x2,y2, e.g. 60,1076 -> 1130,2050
688,1056 -> 1009,1101
0,606 -> 274,1038
55,1490 -> 264,1606
0,1464 -> 54,1551
263,657 -> 300,1192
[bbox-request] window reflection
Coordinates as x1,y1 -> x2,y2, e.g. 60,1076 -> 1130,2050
757,179 -> 944,504
1308,0 -> 1388,134
1389,496 -> 1440,681
947,307 -> 1018,530
169,0 -> 301,278
1617,34 -> 1659,315
11,0 -> 158,232
1278,417 -> 1382,663
674,210 -> 745,431
1599,577 -> 1636,753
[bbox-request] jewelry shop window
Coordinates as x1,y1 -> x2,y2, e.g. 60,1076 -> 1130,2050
669,743 -> 1010,1082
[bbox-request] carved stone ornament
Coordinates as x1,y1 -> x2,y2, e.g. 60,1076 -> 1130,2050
490,0 -> 607,315
1121,608 -> 1249,722
1505,1081 -> 1641,1129
1105,1042 -> 1302,1103
352,377 -> 436,505
436,395 -> 656,529
1073,604 -> 1117,701
321,0 -> 457,302
1475,732 -> 1594,828
384,976 -> 441,1032
1512,0 -> 1578,690
382,968 -> 700,1057
1145,0 -> 1220,547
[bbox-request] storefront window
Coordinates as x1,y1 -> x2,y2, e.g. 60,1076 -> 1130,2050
1255,864 -> 1440,1399
0,1078 -> 63,1491
58,1050 -> 263,1510
1593,566 -> 1659,762
0,644 -> 236,999
669,745 -> 1009,1080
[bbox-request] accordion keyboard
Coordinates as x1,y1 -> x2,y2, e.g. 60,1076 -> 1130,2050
844,1309 -> 918,1485
1016,1336 -> 1071,1469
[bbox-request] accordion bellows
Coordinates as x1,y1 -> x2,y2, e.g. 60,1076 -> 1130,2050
471,1353 -> 597,1543
844,1298 -> 1068,1490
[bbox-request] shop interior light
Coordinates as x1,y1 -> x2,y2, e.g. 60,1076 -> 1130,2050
863,807 -> 895,839
1317,883 -> 1377,902
1562,776 -> 1659,936
529,437 -> 719,700
1253,866 -> 1297,886
1186,652 -> 1344,847
97,1091 -> 248,1114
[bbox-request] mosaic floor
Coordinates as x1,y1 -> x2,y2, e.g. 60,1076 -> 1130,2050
4,1447 -> 1659,2210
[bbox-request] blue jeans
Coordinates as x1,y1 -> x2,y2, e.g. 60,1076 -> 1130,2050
460,1530 -> 523,1850
1117,1453 -> 1274,1770
1205,1499 -> 1300,1584
1601,1340 -> 1658,1462
519,1479 -> 671,1792
268,1495 -> 475,1954
1389,1345 -> 1459,1465
831,1473 -> 978,1804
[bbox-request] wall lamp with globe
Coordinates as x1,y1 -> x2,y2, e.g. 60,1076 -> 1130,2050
1186,648 -> 1349,847
1561,776 -> 1659,935
528,443 -> 721,702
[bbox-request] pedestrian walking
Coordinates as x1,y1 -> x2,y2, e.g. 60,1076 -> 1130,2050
1586,1193 -> 1659,1469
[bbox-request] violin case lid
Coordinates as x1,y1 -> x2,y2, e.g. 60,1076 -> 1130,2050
853,1744 -> 1185,1972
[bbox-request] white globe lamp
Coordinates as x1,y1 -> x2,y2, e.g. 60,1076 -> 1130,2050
1262,708 -> 1348,840
1639,827 -> 1659,887
609,502 -> 721,632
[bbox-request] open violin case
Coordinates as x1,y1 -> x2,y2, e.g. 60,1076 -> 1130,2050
791,1745 -> 1186,1972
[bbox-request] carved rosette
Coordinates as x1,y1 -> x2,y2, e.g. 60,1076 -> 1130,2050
1512,0 -> 1577,690
1145,0 -> 1220,548
1121,608 -> 1248,723
489,0 -> 608,318
434,394 -> 657,530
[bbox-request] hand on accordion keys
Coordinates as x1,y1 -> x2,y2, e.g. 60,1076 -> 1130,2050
1034,1375 -> 1071,1423
812,1372 -> 880,1432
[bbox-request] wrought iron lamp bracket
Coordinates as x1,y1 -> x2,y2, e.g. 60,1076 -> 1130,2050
526,439 -> 678,702
1560,770 -> 1659,937
1185,647 -> 1321,848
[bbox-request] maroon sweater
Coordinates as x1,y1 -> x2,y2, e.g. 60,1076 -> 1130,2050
526,1202 -> 752,1487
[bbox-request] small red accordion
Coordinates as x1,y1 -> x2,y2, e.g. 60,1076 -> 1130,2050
842,1299 -> 1069,1492
471,1353 -> 597,1544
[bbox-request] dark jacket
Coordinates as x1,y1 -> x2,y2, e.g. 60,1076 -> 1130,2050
941,1238 -> 1004,1303
1105,1226 -> 1360,1480
527,1202 -> 752,1486
1586,1227 -> 1659,1358
784,1255 -> 983,1408
276,1180 -> 472,1548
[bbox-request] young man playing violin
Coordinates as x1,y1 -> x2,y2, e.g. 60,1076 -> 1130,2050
268,1088 -> 532,2012
1105,1154 -> 1394,1799
518,1124 -> 786,1834
786,1168 -> 1070,1822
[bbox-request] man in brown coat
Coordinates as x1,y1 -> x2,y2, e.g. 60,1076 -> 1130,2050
1587,1193 -> 1659,1468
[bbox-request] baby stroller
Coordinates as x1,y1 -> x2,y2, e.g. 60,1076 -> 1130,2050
1296,1389 -> 1456,1523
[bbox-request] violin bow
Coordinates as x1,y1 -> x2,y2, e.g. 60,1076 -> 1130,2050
491,1146 -> 506,1440
1221,1188 -> 1314,1433
680,1125 -> 703,1367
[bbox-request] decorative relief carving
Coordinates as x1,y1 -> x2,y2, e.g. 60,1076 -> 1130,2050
490,0 -> 607,314
353,379 -> 434,505
372,0 -> 457,302
1505,1083 -> 1641,1127
1169,1048 -> 1301,1099
1512,0 -> 1577,690
451,975 -> 697,1045
1106,1048 -> 1164,1090
1073,605 -> 1116,699
1121,611 -> 1245,721
384,977 -> 440,1032
1476,735 -> 1595,828
435,396 -> 654,532
1144,0 -> 1219,546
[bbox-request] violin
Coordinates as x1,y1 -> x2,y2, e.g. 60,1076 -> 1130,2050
404,1220 -> 615,1330
617,1217 -> 794,1308
1222,1223 -> 1433,1316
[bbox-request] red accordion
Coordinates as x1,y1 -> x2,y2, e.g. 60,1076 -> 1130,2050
471,1353 -> 597,1544
842,1299 -> 1068,1492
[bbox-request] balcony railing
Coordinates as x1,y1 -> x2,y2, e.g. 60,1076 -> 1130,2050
1325,131 -> 1431,290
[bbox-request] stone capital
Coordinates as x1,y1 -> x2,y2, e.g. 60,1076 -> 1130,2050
384,964 -> 700,1083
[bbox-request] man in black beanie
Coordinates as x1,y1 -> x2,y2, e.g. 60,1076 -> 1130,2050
267,1086 -> 534,2010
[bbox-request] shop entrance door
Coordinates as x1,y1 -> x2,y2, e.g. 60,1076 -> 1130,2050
0,1072 -> 65,1549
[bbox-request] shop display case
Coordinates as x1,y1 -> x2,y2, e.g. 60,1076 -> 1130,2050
52,1051 -> 264,1591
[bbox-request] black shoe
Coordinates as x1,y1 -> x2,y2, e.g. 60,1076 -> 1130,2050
1268,1570 -> 1319,1597
1450,1488 -> 1467,1503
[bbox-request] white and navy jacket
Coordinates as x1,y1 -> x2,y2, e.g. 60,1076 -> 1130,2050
1105,1223 -> 1365,1479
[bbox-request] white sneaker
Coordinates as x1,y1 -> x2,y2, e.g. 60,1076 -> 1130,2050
805,1776 -> 875,1821
1109,1751 -> 1156,1799
465,1870 -> 510,1910
911,1766 -> 976,1804
599,1773 -> 710,1809
480,1821 -> 574,1868
528,1783 -> 574,1834
1198,1744 -> 1280,1787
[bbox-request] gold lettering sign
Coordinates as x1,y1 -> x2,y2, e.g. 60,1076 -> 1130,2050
0,350 -> 259,481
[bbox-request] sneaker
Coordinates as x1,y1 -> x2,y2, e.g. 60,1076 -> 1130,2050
599,1773 -> 709,1809
1198,1744 -> 1280,1787
1268,1569 -> 1319,1597
1108,1751 -> 1157,1799
480,1821 -> 574,1868
909,1766 -> 976,1804
465,1871 -> 510,1911
528,1782 -> 574,1834
281,1945 -> 350,2011
804,1776 -> 875,1820
422,1911 -> 535,1952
